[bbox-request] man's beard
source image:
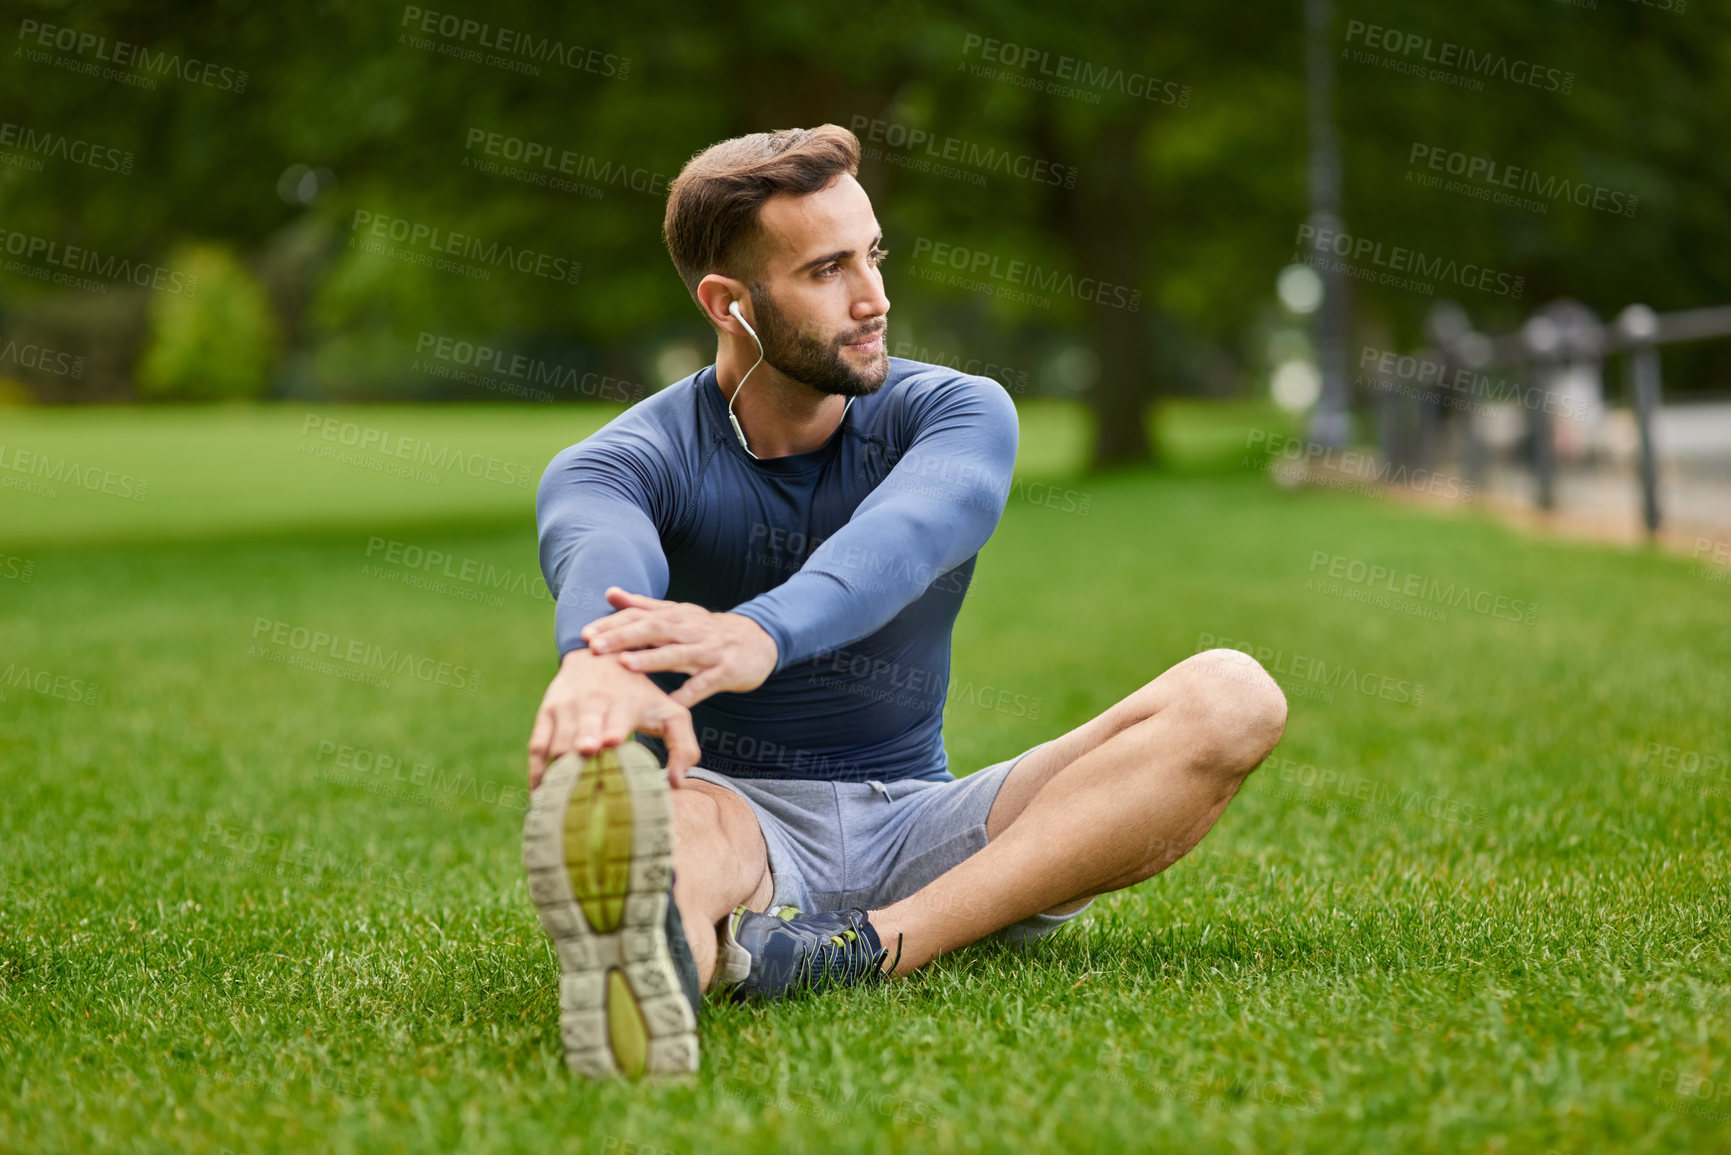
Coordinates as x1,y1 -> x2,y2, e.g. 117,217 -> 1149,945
749,287 -> 889,398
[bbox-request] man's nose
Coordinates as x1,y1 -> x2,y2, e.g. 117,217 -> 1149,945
855,278 -> 891,320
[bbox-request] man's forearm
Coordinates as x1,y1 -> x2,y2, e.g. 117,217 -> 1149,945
729,377 -> 1018,672
578,592 -> 779,707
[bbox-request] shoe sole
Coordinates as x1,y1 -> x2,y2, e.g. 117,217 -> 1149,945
523,743 -> 698,1078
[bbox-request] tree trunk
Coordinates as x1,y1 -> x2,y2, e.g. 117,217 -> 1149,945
1069,119 -> 1157,471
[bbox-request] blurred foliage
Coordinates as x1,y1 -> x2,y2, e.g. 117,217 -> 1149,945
137,243 -> 280,401
1,0 -> 1728,465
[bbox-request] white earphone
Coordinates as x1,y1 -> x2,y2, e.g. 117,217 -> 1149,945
723,297 -> 856,461
727,299 -> 764,459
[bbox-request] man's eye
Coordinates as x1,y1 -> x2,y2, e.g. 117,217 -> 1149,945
869,248 -> 889,265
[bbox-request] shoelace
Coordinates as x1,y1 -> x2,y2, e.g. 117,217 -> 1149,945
792,912 -> 903,991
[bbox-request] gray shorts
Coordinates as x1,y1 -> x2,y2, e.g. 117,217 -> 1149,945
685,741 -> 1092,947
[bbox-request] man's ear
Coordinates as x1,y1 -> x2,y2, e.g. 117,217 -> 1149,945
697,274 -> 749,331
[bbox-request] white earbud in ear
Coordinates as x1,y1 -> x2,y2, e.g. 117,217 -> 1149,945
728,298 -> 758,340
725,298 -> 764,459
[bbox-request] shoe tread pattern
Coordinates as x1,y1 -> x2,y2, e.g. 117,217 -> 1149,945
524,744 -> 696,1077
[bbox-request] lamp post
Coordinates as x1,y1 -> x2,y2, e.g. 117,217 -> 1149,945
1304,0 -> 1351,448
1616,304 -> 1662,534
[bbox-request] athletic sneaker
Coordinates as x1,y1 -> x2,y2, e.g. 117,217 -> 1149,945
523,742 -> 701,1078
714,905 -> 901,1001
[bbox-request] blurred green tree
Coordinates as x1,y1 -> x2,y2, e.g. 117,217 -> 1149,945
138,245 -> 280,401
0,0 -> 1725,464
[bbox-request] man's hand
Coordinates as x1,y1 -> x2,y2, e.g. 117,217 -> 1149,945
581,587 -> 778,707
526,648 -> 700,790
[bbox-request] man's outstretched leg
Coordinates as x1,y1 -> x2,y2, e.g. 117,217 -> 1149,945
523,743 -> 769,1078
869,648 -> 1289,972
669,780 -> 773,987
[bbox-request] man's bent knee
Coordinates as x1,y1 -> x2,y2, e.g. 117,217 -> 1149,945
1181,648 -> 1288,772
671,783 -> 772,917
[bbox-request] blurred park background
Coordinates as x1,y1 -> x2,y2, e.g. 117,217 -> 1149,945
2,0 -> 1729,536
5,4 -> 1731,1153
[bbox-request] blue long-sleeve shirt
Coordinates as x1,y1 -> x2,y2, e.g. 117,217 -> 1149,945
535,357 -> 1019,782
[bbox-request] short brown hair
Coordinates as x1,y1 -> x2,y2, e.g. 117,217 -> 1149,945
662,125 -> 860,305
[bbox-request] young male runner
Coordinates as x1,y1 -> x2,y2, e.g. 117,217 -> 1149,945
523,124 -> 1287,1078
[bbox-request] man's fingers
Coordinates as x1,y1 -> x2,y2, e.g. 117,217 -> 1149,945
659,705 -> 700,787
668,666 -> 726,709
527,706 -> 555,786
534,700 -> 580,788
572,693 -> 603,755
582,607 -> 647,644
618,643 -> 706,675
598,700 -> 630,748
588,614 -> 687,655
606,588 -> 673,610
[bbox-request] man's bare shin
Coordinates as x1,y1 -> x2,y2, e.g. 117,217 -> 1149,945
669,783 -> 771,990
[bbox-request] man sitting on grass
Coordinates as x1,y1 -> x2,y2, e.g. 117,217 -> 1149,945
523,123 -> 1287,1078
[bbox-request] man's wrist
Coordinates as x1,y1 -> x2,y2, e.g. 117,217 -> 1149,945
728,610 -> 782,671
560,646 -> 623,670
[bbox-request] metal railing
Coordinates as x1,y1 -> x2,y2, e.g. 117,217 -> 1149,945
1374,299 -> 1731,534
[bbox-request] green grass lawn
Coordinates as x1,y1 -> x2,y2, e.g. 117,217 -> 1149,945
2,402 -> 1728,1153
